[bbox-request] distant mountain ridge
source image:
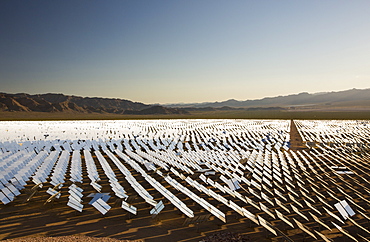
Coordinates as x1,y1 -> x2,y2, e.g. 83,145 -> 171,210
1,88 -> 369,115
0,93 -> 187,115
164,88 -> 370,109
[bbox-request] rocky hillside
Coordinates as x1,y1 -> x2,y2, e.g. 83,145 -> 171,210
0,93 -> 184,114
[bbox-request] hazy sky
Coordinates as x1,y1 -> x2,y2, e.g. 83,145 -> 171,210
1,1 -> 370,104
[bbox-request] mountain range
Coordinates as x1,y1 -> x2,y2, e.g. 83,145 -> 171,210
0,93 -> 186,115
1,88 -> 370,115
164,88 -> 370,110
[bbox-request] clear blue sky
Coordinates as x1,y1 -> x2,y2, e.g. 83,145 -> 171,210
1,0 -> 370,104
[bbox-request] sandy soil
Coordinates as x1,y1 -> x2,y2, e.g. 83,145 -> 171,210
1,124 -> 369,242
3,235 -> 140,242
0,153 -> 269,242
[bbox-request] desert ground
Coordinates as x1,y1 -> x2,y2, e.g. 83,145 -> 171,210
1,109 -> 370,121
1,120 -> 370,242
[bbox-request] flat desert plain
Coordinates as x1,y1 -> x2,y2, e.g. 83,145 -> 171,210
1,120 -> 370,242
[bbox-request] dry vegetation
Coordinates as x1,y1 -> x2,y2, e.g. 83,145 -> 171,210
1,110 -> 370,121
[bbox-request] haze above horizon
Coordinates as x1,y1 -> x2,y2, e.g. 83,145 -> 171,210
1,0 -> 370,104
